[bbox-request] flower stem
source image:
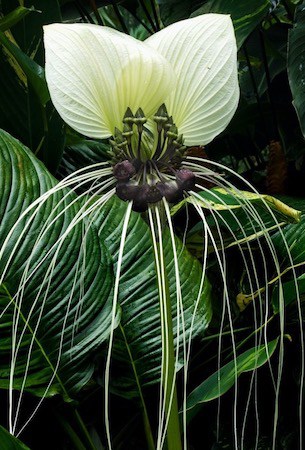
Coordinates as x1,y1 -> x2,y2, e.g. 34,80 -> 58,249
72,409 -> 98,450
162,270 -> 182,450
149,207 -> 182,450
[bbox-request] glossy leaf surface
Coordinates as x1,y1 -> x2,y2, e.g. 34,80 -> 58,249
0,130 -> 114,396
93,196 -> 212,395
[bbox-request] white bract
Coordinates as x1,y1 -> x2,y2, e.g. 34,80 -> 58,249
44,14 -> 239,147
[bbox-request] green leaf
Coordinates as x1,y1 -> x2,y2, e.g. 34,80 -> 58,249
0,129 -> 114,396
185,338 -> 279,419
0,31 -> 49,105
40,105 -> 66,175
0,425 -> 31,450
240,25 -> 288,101
2,0 -> 62,66
183,190 -> 301,264
191,0 -> 271,48
59,137 -> 111,178
272,274 -> 305,313
272,210 -> 305,264
0,6 -> 37,32
288,4 -> 305,138
0,43 -> 44,151
93,196 -> 212,396
159,0 -> 197,25
172,188 -> 301,222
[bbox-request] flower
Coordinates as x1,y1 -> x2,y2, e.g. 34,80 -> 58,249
44,15 -> 239,211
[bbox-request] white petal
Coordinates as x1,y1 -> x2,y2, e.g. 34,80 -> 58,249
44,23 -> 175,139
146,14 -> 240,146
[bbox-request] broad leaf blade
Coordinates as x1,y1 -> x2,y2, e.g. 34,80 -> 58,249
0,129 -> 114,396
272,274 -> 305,313
93,196 -> 212,396
0,425 -> 31,450
186,338 -> 279,418
0,6 -> 37,32
0,31 -> 49,105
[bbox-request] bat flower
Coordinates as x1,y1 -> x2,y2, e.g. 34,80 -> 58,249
44,14 -> 239,211
1,14 -> 300,448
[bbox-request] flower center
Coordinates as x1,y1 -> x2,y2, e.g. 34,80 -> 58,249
110,105 -> 196,212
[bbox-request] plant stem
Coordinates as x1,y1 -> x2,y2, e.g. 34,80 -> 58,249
162,270 -> 182,450
119,324 -> 155,450
56,413 -> 87,450
112,2 -> 129,34
259,29 -> 279,140
243,44 -> 269,142
72,409 -> 99,450
138,0 -> 158,32
149,0 -> 162,30
87,0 -> 104,25
150,207 -> 182,450
76,0 -> 95,23
143,411 -> 156,450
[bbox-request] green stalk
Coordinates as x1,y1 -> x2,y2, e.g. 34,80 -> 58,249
119,324 -> 155,450
72,409 -> 99,450
161,269 -> 182,450
149,207 -> 182,449
56,412 -> 87,450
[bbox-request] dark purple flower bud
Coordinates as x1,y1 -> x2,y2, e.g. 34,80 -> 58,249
175,169 -> 196,191
131,158 -> 142,171
132,200 -> 148,213
113,160 -> 136,181
116,181 -> 140,201
132,185 -> 150,212
145,184 -> 163,204
156,181 -> 183,203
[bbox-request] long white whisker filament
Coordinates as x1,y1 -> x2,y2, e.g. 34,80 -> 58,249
105,201 -> 133,450
0,165 -> 113,301
13,186 -> 115,437
148,207 -> 167,449
161,200 -> 186,450
189,168 -> 275,390
154,206 -> 171,450
190,196 -> 238,449
190,182 -> 268,448
186,156 -> 304,449
8,170 -> 114,432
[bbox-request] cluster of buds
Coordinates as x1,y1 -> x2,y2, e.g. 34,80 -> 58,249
110,105 -> 196,212
113,160 -> 195,212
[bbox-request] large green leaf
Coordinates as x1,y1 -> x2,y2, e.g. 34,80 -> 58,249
240,25 -> 288,102
0,42 -> 44,152
0,425 -> 31,450
0,31 -> 49,106
58,136 -> 111,178
191,0 -> 271,48
0,129 -> 114,397
158,0 -> 198,25
1,0 -> 62,67
0,6 -> 37,32
288,3 -> 305,138
183,189 -> 301,256
272,207 -> 305,264
185,338 -> 279,420
93,196 -> 212,396
272,274 -> 305,313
